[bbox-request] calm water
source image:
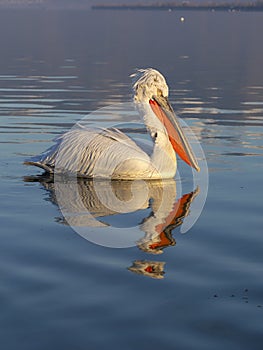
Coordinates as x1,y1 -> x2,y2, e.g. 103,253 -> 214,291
0,9 -> 263,350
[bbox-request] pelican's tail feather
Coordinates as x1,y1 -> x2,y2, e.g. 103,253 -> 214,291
24,141 -> 60,174
24,160 -> 54,174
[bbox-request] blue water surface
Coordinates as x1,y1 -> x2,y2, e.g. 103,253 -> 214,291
0,9 -> 262,350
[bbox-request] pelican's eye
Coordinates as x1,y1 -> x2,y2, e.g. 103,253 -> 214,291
157,88 -> 163,97
151,131 -> 158,139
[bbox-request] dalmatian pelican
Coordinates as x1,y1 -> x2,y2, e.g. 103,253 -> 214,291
25,68 -> 199,179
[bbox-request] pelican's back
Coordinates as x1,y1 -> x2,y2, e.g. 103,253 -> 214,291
25,126 -> 152,179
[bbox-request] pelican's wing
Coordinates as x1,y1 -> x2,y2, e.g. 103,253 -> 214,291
25,126 -> 151,178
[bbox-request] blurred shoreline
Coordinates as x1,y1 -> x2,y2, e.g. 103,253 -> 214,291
0,0 -> 263,12
92,1 -> 263,12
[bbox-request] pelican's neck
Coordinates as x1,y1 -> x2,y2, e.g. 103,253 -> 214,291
137,101 -> 177,178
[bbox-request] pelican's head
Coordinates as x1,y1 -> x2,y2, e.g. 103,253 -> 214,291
132,68 -> 169,103
131,68 -> 200,172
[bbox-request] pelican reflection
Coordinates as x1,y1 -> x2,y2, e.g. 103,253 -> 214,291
24,175 -> 199,279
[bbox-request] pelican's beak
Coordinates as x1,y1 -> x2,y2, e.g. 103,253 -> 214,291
149,95 -> 200,172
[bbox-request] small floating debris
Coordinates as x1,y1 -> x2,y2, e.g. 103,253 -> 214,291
180,16 -> 185,22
